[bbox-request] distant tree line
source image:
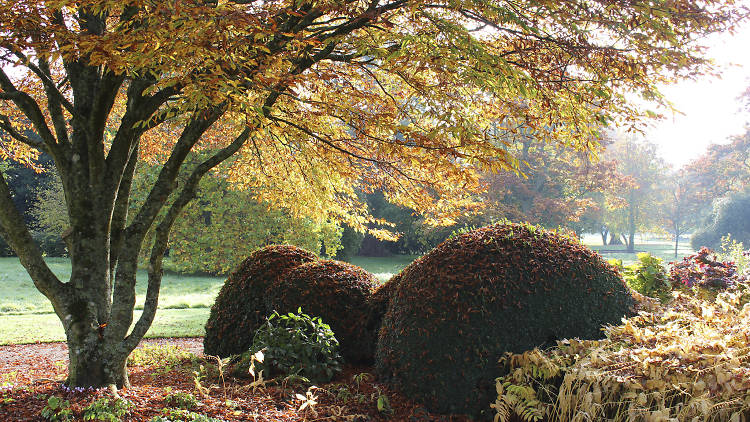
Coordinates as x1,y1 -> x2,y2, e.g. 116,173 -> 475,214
7,128 -> 750,270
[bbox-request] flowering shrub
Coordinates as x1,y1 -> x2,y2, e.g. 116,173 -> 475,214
669,247 -> 737,290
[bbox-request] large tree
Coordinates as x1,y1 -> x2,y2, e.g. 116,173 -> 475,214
482,135 -> 624,230
660,170 -> 702,257
601,135 -> 667,252
0,0 -> 743,389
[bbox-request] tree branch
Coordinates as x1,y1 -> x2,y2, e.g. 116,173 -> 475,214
0,169 -> 68,310
13,50 -> 76,114
124,107 -> 224,241
0,114 -> 48,153
109,143 -> 138,280
123,125 -> 254,349
0,68 -> 59,149
37,57 -> 71,148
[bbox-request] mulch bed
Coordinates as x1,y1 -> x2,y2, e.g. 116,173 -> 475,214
0,338 -> 471,421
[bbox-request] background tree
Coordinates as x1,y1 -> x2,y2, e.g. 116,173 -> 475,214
481,135 -> 624,232
659,170 -> 702,257
0,0 -> 743,390
683,129 -> 750,205
601,135 -> 667,252
31,160 -> 344,274
683,127 -> 750,249
692,188 -> 750,250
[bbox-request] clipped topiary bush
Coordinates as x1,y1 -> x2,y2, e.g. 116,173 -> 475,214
375,222 -> 634,418
268,260 -> 378,363
364,273 -> 403,354
203,245 -> 316,357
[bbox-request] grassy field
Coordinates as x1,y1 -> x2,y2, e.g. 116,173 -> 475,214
0,239 -> 693,345
580,234 -> 695,264
0,255 -> 417,345
346,254 -> 419,282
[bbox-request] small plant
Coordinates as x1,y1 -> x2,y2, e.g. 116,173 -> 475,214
352,372 -> 373,390
294,386 -> 319,420
248,308 -> 342,383
128,344 -> 193,367
192,364 -> 211,399
0,395 -> 13,408
82,397 -> 133,421
622,252 -> 671,302
719,235 -> 750,276
165,390 -> 199,410
151,409 -> 227,422
669,247 -> 738,291
40,395 -> 72,422
374,387 -> 392,415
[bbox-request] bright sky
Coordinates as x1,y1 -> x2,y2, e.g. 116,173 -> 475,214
643,23 -> 750,169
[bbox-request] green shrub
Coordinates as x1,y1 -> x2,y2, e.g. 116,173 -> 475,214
248,308 -> 342,383
151,409 -> 226,422
268,260 -> 377,363
41,396 -> 72,422
164,390 -> 199,410
622,253 -> 671,302
203,245 -> 317,357
719,235 -> 750,276
375,222 -> 634,418
82,397 -> 133,421
128,344 -> 193,367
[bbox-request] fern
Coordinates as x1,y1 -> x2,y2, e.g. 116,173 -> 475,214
492,380 -> 544,422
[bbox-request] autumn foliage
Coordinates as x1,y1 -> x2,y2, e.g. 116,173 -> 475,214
669,247 -> 738,290
375,223 -> 634,417
203,245 -> 316,358
0,0 -> 747,390
494,287 -> 750,422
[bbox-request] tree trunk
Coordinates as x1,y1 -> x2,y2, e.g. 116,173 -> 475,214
626,208 -> 636,253
674,235 -> 679,258
608,232 -> 622,245
65,318 -> 129,388
626,232 -> 635,253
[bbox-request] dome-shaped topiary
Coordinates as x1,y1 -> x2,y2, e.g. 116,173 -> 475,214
363,273 -> 403,353
375,223 -> 634,417
203,245 -> 317,357
268,260 -> 378,363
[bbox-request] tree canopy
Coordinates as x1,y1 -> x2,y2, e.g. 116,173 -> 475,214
0,0 -> 746,389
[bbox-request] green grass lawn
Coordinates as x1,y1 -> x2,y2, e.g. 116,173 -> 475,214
0,308 -> 208,345
580,235 -> 695,265
345,254 -> 419,282
0,254 -> 416,344
0,257 -> 223,344
0,238 -> 692,345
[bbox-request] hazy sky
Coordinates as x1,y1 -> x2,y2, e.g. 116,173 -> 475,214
643,23 -> 750,169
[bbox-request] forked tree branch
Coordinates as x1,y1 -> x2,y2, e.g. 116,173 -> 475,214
124,124 -> 254,349
0,169 -> 67,308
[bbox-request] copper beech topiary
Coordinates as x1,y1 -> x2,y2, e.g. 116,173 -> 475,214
203,245 -> 316,357
374,223 -> 635,418
268,260 -> 378,363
